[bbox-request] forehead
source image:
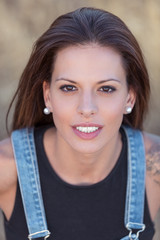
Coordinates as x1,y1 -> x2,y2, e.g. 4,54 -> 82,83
52,44 -> 126,81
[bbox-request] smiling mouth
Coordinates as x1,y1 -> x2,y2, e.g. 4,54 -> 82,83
72,125 -> 102,140
76,126 -> 99,133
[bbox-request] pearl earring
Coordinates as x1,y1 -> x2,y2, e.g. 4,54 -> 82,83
126,106 -> 132,114
43,107 -> 50,115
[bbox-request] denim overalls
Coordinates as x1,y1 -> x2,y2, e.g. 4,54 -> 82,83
11,125 -> 146,240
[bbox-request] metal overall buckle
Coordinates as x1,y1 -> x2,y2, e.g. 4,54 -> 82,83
126,223 -> 145,240
28,230 -> 51,240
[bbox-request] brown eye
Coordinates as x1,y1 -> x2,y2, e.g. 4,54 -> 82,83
60,85 -> 77,92
99,86 -> 116,93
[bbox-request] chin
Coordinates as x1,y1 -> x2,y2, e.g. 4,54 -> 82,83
71,142 -> 104,155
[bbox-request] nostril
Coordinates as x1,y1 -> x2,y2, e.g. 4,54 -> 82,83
78,109 -> 97,117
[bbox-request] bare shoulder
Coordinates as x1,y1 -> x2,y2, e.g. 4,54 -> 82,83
0,137 -> 17,194
142,132 -> 160,220
143,132 -> 160,182
0,137 -> 13,157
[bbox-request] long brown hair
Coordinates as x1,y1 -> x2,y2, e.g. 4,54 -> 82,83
7,7 -> 150,132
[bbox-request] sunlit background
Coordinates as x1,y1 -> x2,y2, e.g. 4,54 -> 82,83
0,0 -> 159,239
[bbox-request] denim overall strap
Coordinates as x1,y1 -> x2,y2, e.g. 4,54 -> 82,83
120,126 -> 146,240
11,128 -> 50,240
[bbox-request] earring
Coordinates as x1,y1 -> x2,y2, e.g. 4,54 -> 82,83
126,106 -> 132,114
43,107 -> 50,115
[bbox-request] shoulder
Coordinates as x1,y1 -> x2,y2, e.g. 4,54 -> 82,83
0,137 -> 13,158
143,131 -> 160,181
0,137 -> 17,195
143,131 -> 160,219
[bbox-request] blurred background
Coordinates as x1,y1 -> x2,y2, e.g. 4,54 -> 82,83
0,0 -> 159,239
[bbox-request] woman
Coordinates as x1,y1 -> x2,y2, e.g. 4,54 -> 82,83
0,7 -> 160,240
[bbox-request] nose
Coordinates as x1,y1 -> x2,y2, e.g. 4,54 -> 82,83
77,91 -> 98,117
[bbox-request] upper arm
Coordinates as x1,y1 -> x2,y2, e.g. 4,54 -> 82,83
0,138 -> 17,199
144,132 -> 160,186
143,132 -> 160,220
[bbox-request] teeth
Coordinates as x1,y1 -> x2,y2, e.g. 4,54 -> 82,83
76,126 -> 99,133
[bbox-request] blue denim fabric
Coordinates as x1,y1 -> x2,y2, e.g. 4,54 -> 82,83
120,126 -> 146,240
11,128 -> 50,239
11,125 -> 146,240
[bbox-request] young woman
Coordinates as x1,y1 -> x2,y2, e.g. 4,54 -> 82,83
0,7 -> 160,240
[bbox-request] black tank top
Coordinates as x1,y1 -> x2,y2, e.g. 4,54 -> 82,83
4,126 -> 155,240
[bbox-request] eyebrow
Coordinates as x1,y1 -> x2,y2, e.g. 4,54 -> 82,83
55,77 -> 121,84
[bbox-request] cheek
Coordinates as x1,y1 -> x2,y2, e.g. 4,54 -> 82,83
50,95 -> 76,126
100,100 -> 126,133
103,106 -> 124,125
100,94 -> 127,116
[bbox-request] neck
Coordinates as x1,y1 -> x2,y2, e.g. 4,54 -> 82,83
44,128 -> 122,186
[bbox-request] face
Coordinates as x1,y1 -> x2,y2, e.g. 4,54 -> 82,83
43,44 -> 135,154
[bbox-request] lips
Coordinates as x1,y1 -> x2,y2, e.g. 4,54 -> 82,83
72,123 -> 103,140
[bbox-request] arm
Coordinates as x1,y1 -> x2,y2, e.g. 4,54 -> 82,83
143,132 -> 160,221
0,138 -> 17,220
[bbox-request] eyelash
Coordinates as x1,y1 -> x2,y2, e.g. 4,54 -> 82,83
60,85 -> 77,92
59,85 -> 116,93
98,86 -> 116,93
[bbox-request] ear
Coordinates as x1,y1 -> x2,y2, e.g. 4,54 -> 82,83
124,88 -> 136,114
43,81 -> 52,112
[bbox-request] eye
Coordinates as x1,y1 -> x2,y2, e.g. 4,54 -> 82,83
60,85 -> 77,92
98,86 -> 116,93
